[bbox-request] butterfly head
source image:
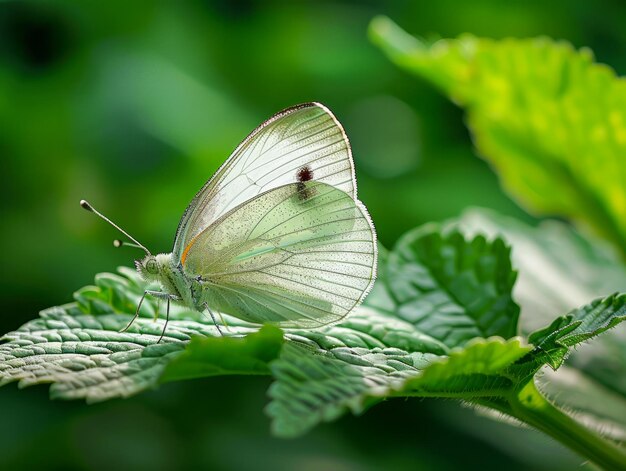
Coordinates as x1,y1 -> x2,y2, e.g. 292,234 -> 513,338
135,255 -> 161,282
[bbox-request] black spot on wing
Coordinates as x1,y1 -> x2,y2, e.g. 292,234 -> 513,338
297,166 -> 314,182
296,166 -> 315,201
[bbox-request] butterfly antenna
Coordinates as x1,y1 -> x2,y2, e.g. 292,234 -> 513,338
113,239 -> 147,250
80,200 -> 151,255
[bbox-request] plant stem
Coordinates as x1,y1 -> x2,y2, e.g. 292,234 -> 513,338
503,380 -> 626,470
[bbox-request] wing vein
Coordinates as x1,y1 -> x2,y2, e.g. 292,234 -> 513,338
258,270 -> 362,301
280,262 -> 374,280
247,113 -> 331,162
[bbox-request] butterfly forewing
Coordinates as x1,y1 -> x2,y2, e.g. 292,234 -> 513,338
182,182 -> 376,327
173,103 -> 356,263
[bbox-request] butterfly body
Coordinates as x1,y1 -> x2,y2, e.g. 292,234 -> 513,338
136,253 -> 182,299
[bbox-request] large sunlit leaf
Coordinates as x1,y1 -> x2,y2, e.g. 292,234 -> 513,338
370,16 -> 626,255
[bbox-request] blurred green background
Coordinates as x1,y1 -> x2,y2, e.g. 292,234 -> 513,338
1,1 -> 623,469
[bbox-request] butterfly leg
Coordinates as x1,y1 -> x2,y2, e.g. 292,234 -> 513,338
119,290 -> 147,333
145,291 -> 180,343
203,303 -> 224,336
157,297 -> 171,344
120,290 -> 179,342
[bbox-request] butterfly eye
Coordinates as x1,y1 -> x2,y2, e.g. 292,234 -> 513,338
145,258 -> 159,275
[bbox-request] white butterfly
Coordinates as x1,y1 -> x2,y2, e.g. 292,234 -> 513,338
82,103 -> 377,340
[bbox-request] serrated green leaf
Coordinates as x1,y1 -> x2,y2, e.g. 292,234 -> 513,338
367,224 -> 519,348
0,269 -> 254,403
449,209 -> 626,441
402,337 -> 532,396
267,342 -> 435,438
452,208 -> 626,331
265,218 -> 625,440
528,294 -> 626,369
267,336 -> 530,438
452,208 -> 626,397
160,325 -> 284,382
5,222 -> 625,459
370,16 -> 626,255
0,266 -> 449,403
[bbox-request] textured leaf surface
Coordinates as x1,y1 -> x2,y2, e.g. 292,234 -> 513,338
268,337 -> 530,438
453,208 -> 626,331
160,325 -> 284,382
449,209 -> 626,441
367,225 -> 519,348
0,268 -> 247,402
402,337 -> 531,396
3,223 -> 626,444
453,208 -> 626,397
529,294 -> 626,368
0,267 -> 449,403
370,16 -> 626,255
267,342 -> 435,438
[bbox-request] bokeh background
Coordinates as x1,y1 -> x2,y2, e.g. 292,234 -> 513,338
1,1 -> 623,469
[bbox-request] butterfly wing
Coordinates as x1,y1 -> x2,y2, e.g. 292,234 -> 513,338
182,182 -> 377,328
173,102 -> 356,263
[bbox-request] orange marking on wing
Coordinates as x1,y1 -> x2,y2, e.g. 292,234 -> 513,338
181,233 -> 202,266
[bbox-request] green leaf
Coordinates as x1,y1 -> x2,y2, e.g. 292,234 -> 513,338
0,269 -> 255,403
268,336 -> 530,438
266,292 -> 626,439
452,208 -> 626,395
402,337 -> 532,396
367,224 -> 519,348
451,209 -> 626,440
265,308 -> 450,439
4,222 -> 625,464
267,223 -> 626,439
160,325 -> 284,382
0,267 -> 449,403
452,208 -> 626,332
529,294 -> 626,368
370,16 -> 626,256
267,342 -> 436,438
290,308 -> 449,356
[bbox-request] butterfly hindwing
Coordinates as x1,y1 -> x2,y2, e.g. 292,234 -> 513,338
181,182 -> 376,327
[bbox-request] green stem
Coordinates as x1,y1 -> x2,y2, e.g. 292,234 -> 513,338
501,380 -> 626,470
